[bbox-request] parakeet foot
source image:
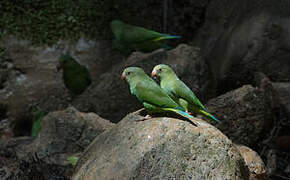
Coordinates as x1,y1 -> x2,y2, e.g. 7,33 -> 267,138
135,115 -> 152,122
186,111 -> 193,115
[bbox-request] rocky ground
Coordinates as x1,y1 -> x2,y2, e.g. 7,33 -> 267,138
1,0 -> 290,179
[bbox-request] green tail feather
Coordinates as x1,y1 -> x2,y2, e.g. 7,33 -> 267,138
200,110 -> 220,123
153,34 -> 181,42
163,108 -> 193,119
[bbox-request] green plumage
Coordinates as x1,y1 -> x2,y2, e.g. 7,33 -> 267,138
122,67 -> 192,119
67,156 -> 79,166
58,55 -> 91,95
111,20 -> 180,54
152,64 -> 220,123
31,110 -> 46,137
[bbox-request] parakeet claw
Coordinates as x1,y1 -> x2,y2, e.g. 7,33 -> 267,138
186,111 -> 193,115
144,115 -> 152,119
135,115 -> 152,122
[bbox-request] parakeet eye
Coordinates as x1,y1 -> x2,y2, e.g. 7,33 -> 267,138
126,71 -> 131,76
158,68 -> 162,72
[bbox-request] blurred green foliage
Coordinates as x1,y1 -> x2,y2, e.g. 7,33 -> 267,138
0,1 -> 170,46
0,0 -> 112,45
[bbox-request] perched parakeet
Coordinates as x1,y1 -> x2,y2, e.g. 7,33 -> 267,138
121,67 -> 193,119
152,64 -> 220,123
57,55 -> 91,95
111,20 -> 181,54
31,110 -> 46,137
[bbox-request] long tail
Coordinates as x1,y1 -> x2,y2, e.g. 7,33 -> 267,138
163,108 -> 193,119
200,109 -> 220,123
153,34 -> 181,41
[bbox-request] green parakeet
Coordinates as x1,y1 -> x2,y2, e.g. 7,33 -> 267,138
31,110 -> 46,137
58,54 -> 92,95
121,67 -> 193,119
111,20 -> 181,54
152,64 -> 220,123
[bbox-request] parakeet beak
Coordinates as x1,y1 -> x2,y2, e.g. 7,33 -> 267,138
121,72 -> 126,80
151,69 -> 157,78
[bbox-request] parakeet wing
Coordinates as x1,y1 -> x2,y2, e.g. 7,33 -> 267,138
133,79 -> 179,109
119,23 -> 163,43
171,80 -> 206,110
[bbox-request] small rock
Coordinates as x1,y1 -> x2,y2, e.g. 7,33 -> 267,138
235,144 -> 268,180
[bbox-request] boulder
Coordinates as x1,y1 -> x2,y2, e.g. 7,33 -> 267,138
195,0 -> 290,95
29,107 -> 114,164
73,110 -> 249,180
0,107 -> 114,179
73,44 -> 211,122
206,84 -> 274,146
235,144 -> 268,180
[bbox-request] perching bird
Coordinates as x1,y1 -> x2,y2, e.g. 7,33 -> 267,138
57,54 -> 91,95
152,64 -> 220,123
111,20 -> 181,55
121,67 -> 193,119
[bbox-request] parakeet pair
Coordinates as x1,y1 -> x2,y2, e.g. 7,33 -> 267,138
152,64 -> 220,123
121,65 -> 220,123
111,20 -> 180,55
57,54 -> 92,95
121,67 -> 193,119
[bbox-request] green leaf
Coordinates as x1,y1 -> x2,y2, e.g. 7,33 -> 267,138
67,156 -> 79,166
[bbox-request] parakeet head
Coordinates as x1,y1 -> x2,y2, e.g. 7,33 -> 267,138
111,20 -> 123,29
57,54 -> 74,71
111,20 -> 124,37
121,67 -> 146,84
151,64 -> 176,79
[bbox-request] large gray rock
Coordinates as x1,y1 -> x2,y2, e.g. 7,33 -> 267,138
0,107 -> 114,179
206,84 -> 275,147
195,0 -> 290,95
73,110 -> 249,180
29,107 -> 114,164
73,44 -> 210,122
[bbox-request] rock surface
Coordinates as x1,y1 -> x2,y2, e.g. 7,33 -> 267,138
272,82 -> 290,121
0,35 -> 122,134
235,144 -> 268,180
206,84 -> 275,146
0,107 -> 114,179
195,0 -> 290,95
73,110 -> 249,180
72,44 -> 210,122
30,107 -> 114,164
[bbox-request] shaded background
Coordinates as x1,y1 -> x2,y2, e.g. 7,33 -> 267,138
0,0 -> 290,179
